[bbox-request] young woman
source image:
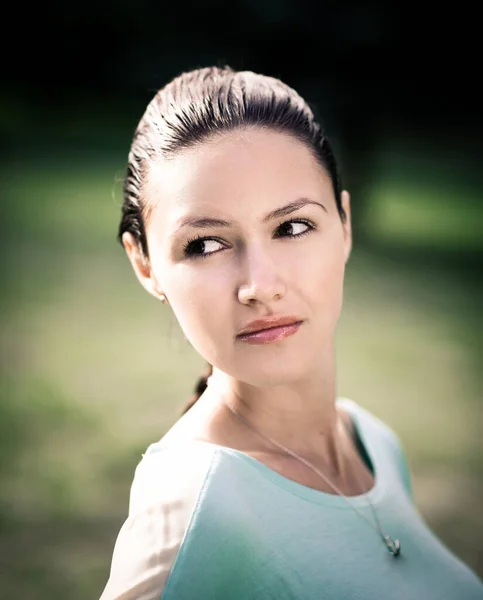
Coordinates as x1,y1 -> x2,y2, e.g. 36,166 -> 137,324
100,66 -> 483,599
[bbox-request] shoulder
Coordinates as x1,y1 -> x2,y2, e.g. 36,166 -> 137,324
338,397 -> 414,499
129,439 -> 218,515
99,441 -> 218,600
338,396 -> 403,448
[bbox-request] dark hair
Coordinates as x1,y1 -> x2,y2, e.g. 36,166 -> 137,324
118,65 -> 346,414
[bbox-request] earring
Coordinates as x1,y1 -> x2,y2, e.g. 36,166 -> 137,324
156,290 -> 167,304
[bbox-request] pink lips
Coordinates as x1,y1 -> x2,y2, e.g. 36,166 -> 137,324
237,321 -> 303,344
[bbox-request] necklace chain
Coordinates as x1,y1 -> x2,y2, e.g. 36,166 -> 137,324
224,400 -> 401,557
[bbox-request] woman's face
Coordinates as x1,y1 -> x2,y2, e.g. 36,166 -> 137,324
125,128 -> 351,386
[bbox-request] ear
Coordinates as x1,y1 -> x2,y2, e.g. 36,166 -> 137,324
341,190 -> 352,263
122,232 -> 164,300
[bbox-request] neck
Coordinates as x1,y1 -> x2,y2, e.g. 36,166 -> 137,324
205,351 -> 352,478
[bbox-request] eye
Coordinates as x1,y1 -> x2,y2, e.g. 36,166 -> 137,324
182,218 -> 315,260
183,237 -> 225,259
274,218 -> 315,239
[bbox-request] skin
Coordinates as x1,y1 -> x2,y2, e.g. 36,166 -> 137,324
123,127 -> 375,496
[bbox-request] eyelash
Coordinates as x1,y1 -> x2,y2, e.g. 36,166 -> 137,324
182,218 -> 316,260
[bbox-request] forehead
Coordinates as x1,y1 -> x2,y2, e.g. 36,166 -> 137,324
144,128 -> 333,232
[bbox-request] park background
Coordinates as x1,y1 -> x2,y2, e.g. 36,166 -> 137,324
1,2 -> 482,598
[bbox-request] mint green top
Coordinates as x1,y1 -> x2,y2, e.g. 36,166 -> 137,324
100,399 -> 483,599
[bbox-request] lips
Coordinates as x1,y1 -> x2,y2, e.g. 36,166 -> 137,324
237,315 -> 303,336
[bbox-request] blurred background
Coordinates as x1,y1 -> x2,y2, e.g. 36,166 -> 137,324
1,2 -> 482,598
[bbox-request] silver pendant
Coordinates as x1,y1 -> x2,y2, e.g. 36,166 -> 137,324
383,535 -> 401,557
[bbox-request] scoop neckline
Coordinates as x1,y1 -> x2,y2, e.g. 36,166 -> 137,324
189,398 -> 386,508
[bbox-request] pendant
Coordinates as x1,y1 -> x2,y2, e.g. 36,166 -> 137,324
383,535 -> 401,557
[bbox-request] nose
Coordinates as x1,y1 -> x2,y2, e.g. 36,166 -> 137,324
237,243 -> 286,306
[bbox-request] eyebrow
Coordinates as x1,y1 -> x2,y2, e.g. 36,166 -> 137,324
171,198 -> 328,237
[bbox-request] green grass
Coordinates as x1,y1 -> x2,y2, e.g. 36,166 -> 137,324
367,183 -> 483,250
1,146 -> 482,598
365,141 -> 483,252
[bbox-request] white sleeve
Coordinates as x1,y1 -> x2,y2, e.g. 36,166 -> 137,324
98,443 -> 216,600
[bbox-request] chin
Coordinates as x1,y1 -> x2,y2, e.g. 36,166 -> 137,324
233,354 -> 314,388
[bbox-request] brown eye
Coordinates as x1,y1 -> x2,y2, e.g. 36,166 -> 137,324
183,237 -> 225,259
274,219 -> 314,238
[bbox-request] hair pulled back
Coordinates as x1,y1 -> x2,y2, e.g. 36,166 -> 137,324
118,66 -> 345,414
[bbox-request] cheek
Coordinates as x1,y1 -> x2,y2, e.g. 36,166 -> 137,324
162,265 -> 230,354
301,239 -> 346,321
